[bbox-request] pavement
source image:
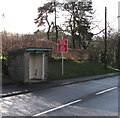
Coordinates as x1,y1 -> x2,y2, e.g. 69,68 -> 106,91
1,72 -> 120,98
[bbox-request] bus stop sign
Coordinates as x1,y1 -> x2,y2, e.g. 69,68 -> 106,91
57,39 -> 68,53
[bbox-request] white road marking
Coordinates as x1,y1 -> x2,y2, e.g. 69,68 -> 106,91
33,99 -> 82,116
96,87 -> 117,95
33,86 -> 117,116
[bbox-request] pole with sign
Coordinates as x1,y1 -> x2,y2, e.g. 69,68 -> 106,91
57,38 -> 68,75
61,52 -> 64,75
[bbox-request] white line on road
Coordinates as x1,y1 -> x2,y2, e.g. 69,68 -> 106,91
96,87 -> 117,95
33,86 -> 117,116
33,99 -> 82,117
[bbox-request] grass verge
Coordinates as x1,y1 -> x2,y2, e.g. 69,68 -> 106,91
48,59 -> 120,80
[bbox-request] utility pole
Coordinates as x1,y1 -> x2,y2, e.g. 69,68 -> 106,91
117,1 -> 120,69
104,7 -> 107,69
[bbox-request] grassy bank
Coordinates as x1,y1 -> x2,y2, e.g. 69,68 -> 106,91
48,59 -> 120,80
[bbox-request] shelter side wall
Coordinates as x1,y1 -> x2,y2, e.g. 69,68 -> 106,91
15,54 -> 25,82
8,53 -> 25,82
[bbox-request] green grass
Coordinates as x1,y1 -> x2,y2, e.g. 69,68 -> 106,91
48,59 -> 120,80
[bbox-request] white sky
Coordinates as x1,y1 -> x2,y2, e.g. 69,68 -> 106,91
0,0 -> 119,34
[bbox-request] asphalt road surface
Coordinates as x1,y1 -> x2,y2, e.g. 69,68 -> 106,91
0,76 -> 119,116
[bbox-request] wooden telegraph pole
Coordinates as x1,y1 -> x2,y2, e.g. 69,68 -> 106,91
104,7 -> 107,69
117,2 -> 120,69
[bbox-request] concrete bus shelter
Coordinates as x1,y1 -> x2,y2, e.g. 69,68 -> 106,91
8,48 -> 52,83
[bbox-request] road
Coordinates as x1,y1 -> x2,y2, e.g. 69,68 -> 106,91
0,76 -> 119,116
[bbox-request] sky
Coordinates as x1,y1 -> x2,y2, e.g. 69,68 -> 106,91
0,0 -> 119,34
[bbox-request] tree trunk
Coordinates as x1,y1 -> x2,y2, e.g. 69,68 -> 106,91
71,3 -> 76,49
78,41 -> 81,49
47,28 -> 50,40
72,31 -> 76,49
54,2 -> 58,40
47,24 -> 51,40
